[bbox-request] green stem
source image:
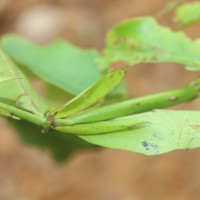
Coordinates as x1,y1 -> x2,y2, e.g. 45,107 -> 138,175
56,78 -> 200,125
0,102 -> 46,127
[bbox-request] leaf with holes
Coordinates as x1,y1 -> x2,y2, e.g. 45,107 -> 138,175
102,17 -> 200,70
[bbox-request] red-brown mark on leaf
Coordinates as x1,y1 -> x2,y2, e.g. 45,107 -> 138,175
134,102 -> 140,106
151,55 -> 160,61
169,96 -> 178,101
147,43 -> 164,53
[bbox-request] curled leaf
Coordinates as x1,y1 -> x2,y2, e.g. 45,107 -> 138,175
0,49 -> 47,114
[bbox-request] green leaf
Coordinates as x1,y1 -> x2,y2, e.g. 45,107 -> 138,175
52,67 -> 127,119
9,119 -> 96,162
0,49 -> 46,114
79,110 -> 200,155
1,34 -> 104,95
102,17 -> 200,71
175,2 -> 200,26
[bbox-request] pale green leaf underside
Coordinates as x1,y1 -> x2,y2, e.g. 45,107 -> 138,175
102,17 -> 200,70
1,34 -> 103,95
79,110 -> 200,155
0,49 -> 46,114
53,68 -> 127,119
175,2 -> 200,26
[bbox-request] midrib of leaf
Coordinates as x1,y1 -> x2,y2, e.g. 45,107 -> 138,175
0,50 -> 42,114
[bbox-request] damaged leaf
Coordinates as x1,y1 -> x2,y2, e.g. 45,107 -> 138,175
102,17 -> 200,70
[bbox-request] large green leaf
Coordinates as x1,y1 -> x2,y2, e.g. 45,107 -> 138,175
1,34 -> 104,95
52,68 -> 127,119
0,49 -> 46,114
79,110 -> 200,155
175,2 -> 200,26
102,17 -> 200,70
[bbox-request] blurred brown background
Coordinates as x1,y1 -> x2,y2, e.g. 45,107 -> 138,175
1,0 -> 200,199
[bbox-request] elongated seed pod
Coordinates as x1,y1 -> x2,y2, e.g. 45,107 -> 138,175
54,116 -> 147,135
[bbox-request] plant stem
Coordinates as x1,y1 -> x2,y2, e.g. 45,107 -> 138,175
56,78 -> 200,125
0,102 -> 46,127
